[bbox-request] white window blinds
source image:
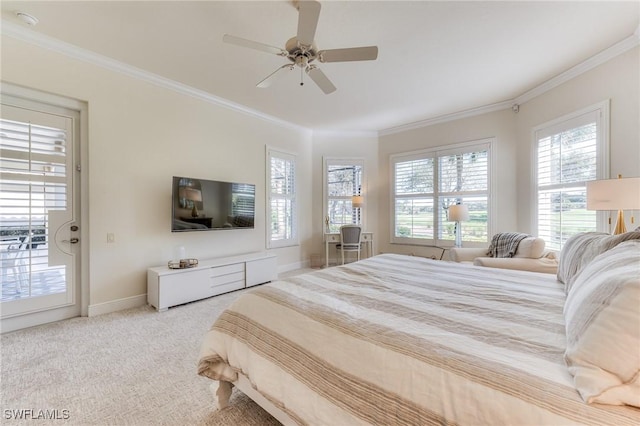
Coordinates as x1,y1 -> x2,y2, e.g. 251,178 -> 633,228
1,117 -> 69,293
391,140 -> 491,245
267,149 -> 297,248
324,159 -> 364,233
231,183 -> 255,218
393,156 -> 434,239
535,108 -> 603,250
0,118 -> 68,234
437,148 -> 489,242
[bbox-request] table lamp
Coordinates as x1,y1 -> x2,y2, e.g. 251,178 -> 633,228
179,187 -> 203,218
352,195 -> 363,224
448,204 -> 469,247
586,175 -> 640,234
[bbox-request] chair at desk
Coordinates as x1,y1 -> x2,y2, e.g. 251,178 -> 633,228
336,225 -> 362,265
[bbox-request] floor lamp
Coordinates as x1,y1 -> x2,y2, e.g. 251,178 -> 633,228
586,175 -> 640,234
448,204 -> 469,247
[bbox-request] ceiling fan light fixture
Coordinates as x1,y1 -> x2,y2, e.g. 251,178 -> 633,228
295,55 -> 309,68
223,0 -> 377,95
16,11 -> 39,26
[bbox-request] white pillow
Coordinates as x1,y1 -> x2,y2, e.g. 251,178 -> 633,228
563,240 -> 640,407
513,237 -> 545,259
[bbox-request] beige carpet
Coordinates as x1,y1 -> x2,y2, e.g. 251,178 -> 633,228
0,272 -> 315,425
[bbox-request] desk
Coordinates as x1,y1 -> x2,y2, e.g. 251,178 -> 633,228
324,232 -> 374,268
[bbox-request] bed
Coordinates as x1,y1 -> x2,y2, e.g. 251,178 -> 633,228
198,241 -> 640,425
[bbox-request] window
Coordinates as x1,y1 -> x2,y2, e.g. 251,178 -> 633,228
0,110 -> 72,303
391,140 -> 492,245
231,183 -> 255,217
534,102 -> 609,251
324,158 -> 364,233
0,117 -> 68,252
267,148 -> 297,248
393,155 -> 434,239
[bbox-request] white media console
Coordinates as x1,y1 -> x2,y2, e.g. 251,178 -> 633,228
147,252 -> 278,311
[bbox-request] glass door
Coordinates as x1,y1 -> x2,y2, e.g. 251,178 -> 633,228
0,101 -> 80,323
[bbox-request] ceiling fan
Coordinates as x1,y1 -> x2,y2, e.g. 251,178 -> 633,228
223,0 -> 378,94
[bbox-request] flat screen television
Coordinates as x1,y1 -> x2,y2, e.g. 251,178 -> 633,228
171,176 -> 255,232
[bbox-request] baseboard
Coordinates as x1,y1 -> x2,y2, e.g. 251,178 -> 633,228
87,294 -> 147,317
278,259 -> 310,274
1,307 -> 79,334
88,261 -> 310,317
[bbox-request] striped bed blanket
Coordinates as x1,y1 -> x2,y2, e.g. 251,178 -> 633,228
197,254 -> 639,425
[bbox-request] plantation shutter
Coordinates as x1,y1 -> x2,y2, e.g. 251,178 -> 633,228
268,149 -> 297,247
536,110 -> 599,250
437,146 -> 489,241
0,118 -> 68,235
231,183 -> 255,217
325,160 -> 363,233
393,155 -> 435,240
391,139 -> 492,245
438,149 -> 488,193
1,117 -> 69,293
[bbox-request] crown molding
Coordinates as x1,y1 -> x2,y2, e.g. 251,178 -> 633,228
381,29 -> 640,137
378,100 -> 514,137
514,31 -> 640,106
312,129 -> 378,139
0,20 -> 310,134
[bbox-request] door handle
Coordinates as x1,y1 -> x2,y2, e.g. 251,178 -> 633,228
62,238 -> 79,244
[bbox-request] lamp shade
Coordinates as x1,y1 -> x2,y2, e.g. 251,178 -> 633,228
179,187 -> 202,202
352,195 -> 364,208
448,204 -> 469,222
586,176 -> 640,210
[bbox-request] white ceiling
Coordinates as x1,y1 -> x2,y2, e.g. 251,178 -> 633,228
1,1 -> 638,133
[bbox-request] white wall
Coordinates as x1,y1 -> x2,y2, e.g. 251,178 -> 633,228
515,47 -> 640,233
1,36 -> 313,313
377,109 -> 517,258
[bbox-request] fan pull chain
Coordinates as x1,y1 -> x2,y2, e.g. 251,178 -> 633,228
300,67 -> 304,86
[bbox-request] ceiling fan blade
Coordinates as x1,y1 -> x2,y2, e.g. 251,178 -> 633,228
297,0 -> 321,46
223,34 -> 287,56
257,65 -> 294,88
307,66 -> 336,94
318,46 -> 379,63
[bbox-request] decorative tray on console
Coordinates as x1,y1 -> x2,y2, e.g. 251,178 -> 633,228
168,258 -> 199,269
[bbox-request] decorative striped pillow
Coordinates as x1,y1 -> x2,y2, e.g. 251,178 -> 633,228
563,240 -> 640,406
557,231 -> 640,293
